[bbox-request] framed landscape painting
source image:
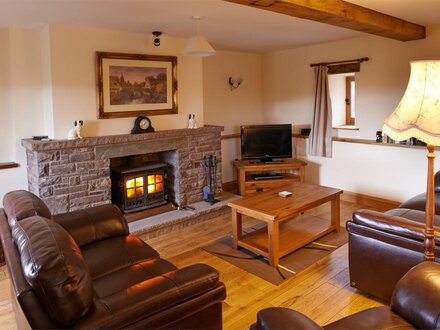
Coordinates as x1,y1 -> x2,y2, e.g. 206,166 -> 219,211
96,52 -> 178,118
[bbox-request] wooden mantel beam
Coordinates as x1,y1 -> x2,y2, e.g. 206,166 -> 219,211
224,0 -> 425,41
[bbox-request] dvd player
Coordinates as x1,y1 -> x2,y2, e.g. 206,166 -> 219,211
252,173 -> 284,180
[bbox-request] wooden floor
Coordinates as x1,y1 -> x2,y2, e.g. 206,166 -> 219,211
0,197 -> 393,329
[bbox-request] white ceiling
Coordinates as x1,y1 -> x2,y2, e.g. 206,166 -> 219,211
1,0 -> 440,53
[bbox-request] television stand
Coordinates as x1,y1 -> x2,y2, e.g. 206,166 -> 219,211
233,159 -> 307,196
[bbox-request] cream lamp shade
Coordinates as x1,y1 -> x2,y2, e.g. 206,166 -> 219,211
382,60 -> 440,146
183,35 -> 216,57
383,60 -> 440,262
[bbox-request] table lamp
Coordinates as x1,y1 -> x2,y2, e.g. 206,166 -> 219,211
383,60 -> 440,261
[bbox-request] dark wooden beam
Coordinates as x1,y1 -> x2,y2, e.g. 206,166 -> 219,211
224,0 -> 425,41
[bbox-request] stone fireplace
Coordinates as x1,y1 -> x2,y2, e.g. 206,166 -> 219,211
22,126 -> 223,215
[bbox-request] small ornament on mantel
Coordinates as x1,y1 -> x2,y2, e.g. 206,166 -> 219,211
131,116 -> 155,134
67,120 -> 84,140
192,114 -> 198,128
187,114 -> 198,129
188,114 -> 194,129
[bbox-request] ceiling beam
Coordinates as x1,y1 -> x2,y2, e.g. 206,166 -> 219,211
224,0 -> 425,41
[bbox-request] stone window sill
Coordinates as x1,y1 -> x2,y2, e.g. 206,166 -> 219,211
333,125 -> 359,130
0,162 -> 19,170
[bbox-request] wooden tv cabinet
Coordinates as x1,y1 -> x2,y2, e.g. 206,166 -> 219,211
233,158 -> 307,196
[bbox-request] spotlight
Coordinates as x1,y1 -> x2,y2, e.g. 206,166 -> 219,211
152,31 -> 162,47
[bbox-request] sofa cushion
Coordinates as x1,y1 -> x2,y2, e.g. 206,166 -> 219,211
3,190 -> 51,225
12,215 -> 93,327
324,307 -> 414,330
74,264 -> 224,329
385,208 -> 440,226
253,308 -> 324,330
399,192 -> 440,215
92,258 -> 177,298
80,234 -> 160,280
53,204 -> 129,247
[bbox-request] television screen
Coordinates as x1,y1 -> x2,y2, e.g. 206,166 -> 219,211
240,124 -> 292,161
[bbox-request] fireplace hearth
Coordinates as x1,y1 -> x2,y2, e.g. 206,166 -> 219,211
111,161 -> 168,214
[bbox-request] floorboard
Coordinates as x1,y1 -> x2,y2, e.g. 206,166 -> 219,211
0,193 -> 393,329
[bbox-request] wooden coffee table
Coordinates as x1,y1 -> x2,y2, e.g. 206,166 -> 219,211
228,182 -> 343,267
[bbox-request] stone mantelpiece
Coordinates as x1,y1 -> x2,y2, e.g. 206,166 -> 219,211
22,126 -> 223,214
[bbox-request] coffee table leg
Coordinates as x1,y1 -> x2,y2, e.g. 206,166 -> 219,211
331,195 -> 341,233
231,208 -> 242,249
268,221 -> 280,267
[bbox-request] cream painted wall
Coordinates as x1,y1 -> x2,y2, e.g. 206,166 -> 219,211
41,25 -> 55,138
47,25 -> 204,138
0,29 -> 13,162
302,139 -> 428,201
263,25 -> 440,202
0,28 -> 46,206
203,50 -> 264,182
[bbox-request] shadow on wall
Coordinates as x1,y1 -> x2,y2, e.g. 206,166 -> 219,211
293,136 -> 321,185
293,136 -> 307,158
304,160 -> 320,185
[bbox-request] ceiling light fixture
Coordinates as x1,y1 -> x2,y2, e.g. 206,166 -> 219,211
183,16 -> 216,57
152,31 -> 162,47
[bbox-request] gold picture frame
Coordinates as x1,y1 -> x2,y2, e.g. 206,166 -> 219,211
96,51 -> 178,119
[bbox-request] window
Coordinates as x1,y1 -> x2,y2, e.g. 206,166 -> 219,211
329,73 -> 356,128
345,76 -> 355,125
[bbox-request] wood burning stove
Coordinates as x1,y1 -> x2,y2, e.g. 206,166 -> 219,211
111,162 -> 168,213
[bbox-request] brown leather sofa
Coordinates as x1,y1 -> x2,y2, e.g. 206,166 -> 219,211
347,172 -> 440,302
0,190 -> 226,329
251,261 -> 440,330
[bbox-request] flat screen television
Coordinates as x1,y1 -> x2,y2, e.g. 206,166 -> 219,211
240,124 -> 292,162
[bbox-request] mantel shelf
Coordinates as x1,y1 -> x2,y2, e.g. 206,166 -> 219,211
22,126 -> 224,152
0,162 -> 19,170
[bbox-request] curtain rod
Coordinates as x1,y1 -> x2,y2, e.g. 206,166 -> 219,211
310,57 -> 369,67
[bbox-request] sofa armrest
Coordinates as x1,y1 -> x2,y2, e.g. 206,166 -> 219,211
251,308 -> 324,330
74,263 -> 225,329
3,190 -> 52,224
353,209 -> 440,243
1,209 -> 57,328
53,204 -> 129,247
391,262 -> 440,329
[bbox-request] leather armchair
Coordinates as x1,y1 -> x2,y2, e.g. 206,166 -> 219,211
347,172 -> 440,302
0,190 -> 226,329
251,261 -> 440,330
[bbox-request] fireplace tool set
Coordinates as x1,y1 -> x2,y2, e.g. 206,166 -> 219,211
203,155 -> 219,205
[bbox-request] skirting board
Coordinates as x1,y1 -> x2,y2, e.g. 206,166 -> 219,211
222,180 -> 238,194
341,191 -> 400,209
222,180 -> 400,210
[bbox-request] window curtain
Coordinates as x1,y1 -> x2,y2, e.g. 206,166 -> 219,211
308,65 -> 333,157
